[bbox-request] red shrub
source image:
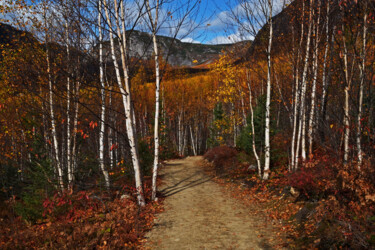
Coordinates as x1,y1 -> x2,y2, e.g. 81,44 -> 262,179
289,163 -> 335,199
204,146 -> 238,174
337,160 -> 375,207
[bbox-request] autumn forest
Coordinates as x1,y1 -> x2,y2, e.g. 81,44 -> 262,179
1,0 -> 375,248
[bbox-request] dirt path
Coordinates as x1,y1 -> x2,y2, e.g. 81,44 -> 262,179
144,156 -> 275,250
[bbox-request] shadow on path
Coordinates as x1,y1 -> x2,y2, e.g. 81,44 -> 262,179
161,171 -> 213,197
145,156 -> 277,250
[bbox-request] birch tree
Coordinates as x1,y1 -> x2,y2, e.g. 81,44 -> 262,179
145,0 -> 161,201
307,1 -> 321,158
144,0 -> 202,200
229,0 -> 281,179
263,0 -> 273,180
102,0 -> 145,206
356,2 -> 368,168
247,71 -> 261,176
320,0 -> 332,136
293,0 -> 314,170
98,0 -> 110,189
290,0 -> 305,171
42,1 -> 64,190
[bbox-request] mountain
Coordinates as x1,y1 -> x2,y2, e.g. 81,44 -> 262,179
243,0 -> 318,60
0,22 -> 37,47
122,30 -> 233,67
247,0 -> 341,58
0,22 -> 250,68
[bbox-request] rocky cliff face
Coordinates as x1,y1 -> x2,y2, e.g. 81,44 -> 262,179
125,30 -> 231,66
0,22 -> 250,68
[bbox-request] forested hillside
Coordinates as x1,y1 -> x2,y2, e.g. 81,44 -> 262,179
1,0 -> 375,248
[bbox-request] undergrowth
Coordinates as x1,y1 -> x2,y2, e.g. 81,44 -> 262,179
202,145 -> 375,249
0,175 -> 164,249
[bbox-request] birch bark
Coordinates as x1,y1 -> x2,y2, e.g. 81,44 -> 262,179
103,0 -> 145,206
247,71 -> 262,177
308,4 -> 321,158
356,10 -> 367,168
146,0 -> 161,201
98,1 -> 110,189
263,0 -> 273,180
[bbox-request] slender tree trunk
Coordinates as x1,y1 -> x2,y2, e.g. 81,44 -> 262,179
71,81 -> 80,175
98,1 -> 110,190
247,71 -> 262,177
290,1 -> 305,171
295,108 -> 303,170
296,0 -> 314,166
263,0 -> 273,180
178,111 -> 183,155
182,126 -> 187,154
241,92 -> 247,127
320,1 -> 331,135
342,23 -> 351,165
65,17 -> 74,187
146,0 -> 161,201
42,4 -> 64,189
103,0 -> 145,206
190,125 -> 197,156
356,10 -> 367,168
308,4 -> 321,158
47,48 -> 64,190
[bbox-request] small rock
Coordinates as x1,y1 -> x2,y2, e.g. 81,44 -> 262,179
120,194 -> 131,200
247,164 -> 258,171
280,186 -> 300,198
294,202 -> 317,224
241,180 -> 257,188
290,187 -> 299,197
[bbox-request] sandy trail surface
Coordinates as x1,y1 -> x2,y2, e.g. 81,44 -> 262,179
144,156 -> 274,250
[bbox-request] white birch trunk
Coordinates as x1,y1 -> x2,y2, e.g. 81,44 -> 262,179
241,92 -> 247,127
103,0 -> 145,206
308,5 -> 321,158
65,18 -> 73,186
356,11 -> 367,168
190,125 -> 197,156
296,0 -> 314,165
247,72 -> 262,177
320,0 -> 330,124
178,112 -> 183,155
295,107 -> 303,170
342,23 -> 350,165
98,1 -> 110,190
71,79 -> 80,174
108,88 -> 114,169
47,48 -> 64,190
182,126 -> 187,154
290,1 -> 305,171
42,4 -> 64,189
263,0 -> 273,180
146,0 -> 161,201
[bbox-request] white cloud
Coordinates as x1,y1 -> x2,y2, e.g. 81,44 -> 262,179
206,0 -> 286,44
208,32 -> 253,45
205,10 -> 230,30
181,37 -> 200,44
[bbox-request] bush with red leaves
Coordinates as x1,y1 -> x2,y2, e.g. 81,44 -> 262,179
288,163 -> 335,200
204,146 -> 238,174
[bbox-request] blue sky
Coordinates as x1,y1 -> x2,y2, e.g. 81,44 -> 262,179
161,0 -> 285,44
0,0 -> 284,45
172,0 -> 252,44
191,0 -> 239,44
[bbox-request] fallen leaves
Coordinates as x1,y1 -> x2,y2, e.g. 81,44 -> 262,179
0,181 -> 164,249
